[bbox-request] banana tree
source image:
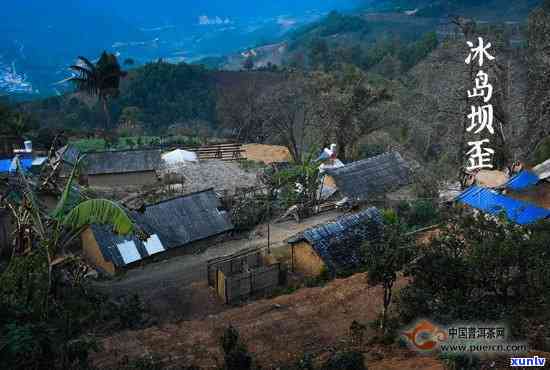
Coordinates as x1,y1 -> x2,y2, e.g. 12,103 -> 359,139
3,156 -> 137,318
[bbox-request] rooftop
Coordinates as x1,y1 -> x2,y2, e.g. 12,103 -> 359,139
325,152 -> 412,203
288,208 -> 383,274
84,149 -> 162,175
456,186 -> 550,225
92,189 -> 234,268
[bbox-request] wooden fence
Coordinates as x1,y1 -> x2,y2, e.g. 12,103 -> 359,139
183,143 -> 246,161
155,143 -> 246,161
207,248 -> 263,287
217,264 -> 281,304
207,248 -> 282,304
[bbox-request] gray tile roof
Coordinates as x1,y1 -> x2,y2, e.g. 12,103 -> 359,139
288,208 -> 383,274
84,149 -> 161,175
92,189 -> 234,268
56,145 -> 81,165
325,152 -> 412,204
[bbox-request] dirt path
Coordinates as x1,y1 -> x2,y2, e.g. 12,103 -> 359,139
93,211 -> 342,319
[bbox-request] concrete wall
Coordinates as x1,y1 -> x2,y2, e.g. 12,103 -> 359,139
81,228 -> 116,275
291,241 -> 326,277
87,171 -> 158,187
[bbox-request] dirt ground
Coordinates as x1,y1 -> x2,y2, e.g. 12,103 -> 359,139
93,273 -> 439,369
244,144 -> 291,164
93,210 -> 343,320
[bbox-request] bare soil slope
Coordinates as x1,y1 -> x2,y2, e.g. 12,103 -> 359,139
93,273 -> 431,369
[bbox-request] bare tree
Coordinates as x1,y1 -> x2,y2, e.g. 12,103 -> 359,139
257,73 -> 320,163
315,68 -> 393,160
217,76 -> 263,142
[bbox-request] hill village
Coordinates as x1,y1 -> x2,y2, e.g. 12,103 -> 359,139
2,134 -> 550,368
2,1 -> 550,369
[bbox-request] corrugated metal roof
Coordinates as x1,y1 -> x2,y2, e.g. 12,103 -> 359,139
456,186 -> 550,225
505,170 -> 540,191
289,208 -> 383,274
0,157 -> 35,173
91,189 -> 234,268
325,152 -> 411,204
84,149 -> 161,175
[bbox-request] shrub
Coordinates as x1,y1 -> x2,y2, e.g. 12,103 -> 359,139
116,294 -> 145,329
323,351 -> 366,370
220,326 -> 253,370
407,200 -> 439,228
399,211 -> 550,335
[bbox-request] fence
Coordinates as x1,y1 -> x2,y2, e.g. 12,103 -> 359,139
217,263 -> 281,304
153,142 -> 247,161
182,143 -> 246,161
207,248 -> 282,304
207,248 -> 263,287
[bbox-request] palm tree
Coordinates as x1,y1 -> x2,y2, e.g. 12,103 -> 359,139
69,51 -> 127,132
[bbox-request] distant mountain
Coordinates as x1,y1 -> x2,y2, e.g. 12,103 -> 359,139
0,1 -> 145,97
0,0 -> 359,99
357,0 -> 541,19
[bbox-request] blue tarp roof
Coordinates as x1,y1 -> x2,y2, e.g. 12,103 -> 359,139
456,186 -> 550,225
0,158 -> 34,173
505,170 -> 540,191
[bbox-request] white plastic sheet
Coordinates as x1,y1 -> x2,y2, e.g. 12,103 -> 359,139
117,240 -> 141,264
162,149 -> 198,167
144,234 -> 165,255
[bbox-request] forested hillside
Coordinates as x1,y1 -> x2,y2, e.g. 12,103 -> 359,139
11,0 -> 549,168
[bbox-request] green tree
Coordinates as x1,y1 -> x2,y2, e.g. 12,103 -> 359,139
125,137 -> 136,149
69,52 -> 127,132
363,217 -> 415,332
118,106 -> 144,128
0,101 -> 37,136
399,210 -> 550,335
272,152 -> 321,215
308,37 -> 329,70
0,158 -> 137,369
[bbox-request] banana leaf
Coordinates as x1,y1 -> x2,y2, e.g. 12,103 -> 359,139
62,199 -> 134,235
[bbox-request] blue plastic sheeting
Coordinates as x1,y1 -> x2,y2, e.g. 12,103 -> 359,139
505,170 -> 540,191
457,186 -> 550,225
0,158 -> 34,173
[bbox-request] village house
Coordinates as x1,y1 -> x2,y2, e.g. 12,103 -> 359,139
287,208 -> 383,277
456,160 -> 550,225
322,151 -> 412,206
82,188 -> 234,275
82,149 -> 162,187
